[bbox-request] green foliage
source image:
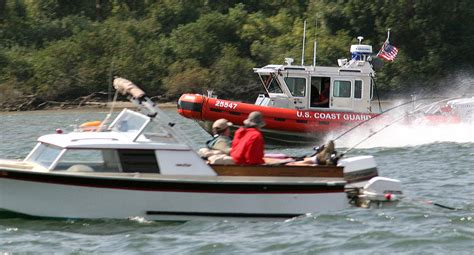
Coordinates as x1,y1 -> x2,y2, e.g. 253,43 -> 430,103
146,0 -> 205,34
162,59 -> 211,99
0,0 -> 472,104
243,10 -> 300,64
167,9 -> 244,67
210,46 -> 258,102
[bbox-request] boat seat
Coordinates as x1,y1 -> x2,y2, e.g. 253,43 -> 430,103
66,164 -> 95,172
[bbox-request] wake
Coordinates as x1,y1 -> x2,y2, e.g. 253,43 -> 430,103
333,122 -> 474,149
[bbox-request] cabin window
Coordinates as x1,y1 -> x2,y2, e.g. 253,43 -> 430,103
284,77 -> 306,97
370,79 -> 374,100
53,149 -> 121,172
26,144 -> 62,168
260,74 -> 283,94
333,80 -> 351,98
118,149 -> 160,173
354,80 -> 362,99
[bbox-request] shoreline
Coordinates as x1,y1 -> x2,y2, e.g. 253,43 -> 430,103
0,101 -> 177,114
0,100 -> 402,115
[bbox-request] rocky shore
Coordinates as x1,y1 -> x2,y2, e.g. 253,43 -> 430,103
0,98 -> 176,112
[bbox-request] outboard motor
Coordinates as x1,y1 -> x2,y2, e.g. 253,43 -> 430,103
358,177 -> 404,208
338,155 -> 379,184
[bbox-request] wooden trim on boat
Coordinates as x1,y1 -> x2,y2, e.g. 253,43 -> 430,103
211,164 -> 343,178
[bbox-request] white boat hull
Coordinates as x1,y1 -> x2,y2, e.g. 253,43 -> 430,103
0,173 -> 348,221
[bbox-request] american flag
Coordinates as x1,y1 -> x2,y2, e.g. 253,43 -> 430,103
377,41 -> 399,61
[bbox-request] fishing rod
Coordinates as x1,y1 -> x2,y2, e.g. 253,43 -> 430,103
340,112 -> 407,155
340,96 -> 460,155
285,96 -> 462,161
294,97 -> 446,160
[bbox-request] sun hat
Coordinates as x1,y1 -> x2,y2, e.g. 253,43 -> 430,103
243,111 -> 266,128
212,118 -> 232,133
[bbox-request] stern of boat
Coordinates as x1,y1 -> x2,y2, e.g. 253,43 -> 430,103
338,155 -> 379,184
356,177 -> 404,208
338,156 -> 403,208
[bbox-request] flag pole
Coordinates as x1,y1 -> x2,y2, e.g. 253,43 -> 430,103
377,28 -> 391,56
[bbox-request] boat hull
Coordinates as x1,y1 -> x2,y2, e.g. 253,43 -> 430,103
0,169 -> 348,220
178,94 -> 378,144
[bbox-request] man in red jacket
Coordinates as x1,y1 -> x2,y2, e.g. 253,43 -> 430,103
231,111 -> 266,165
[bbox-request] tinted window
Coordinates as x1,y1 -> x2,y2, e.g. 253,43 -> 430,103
119,149 -> 160,173
284,77 -> 306,97
355,80 -> 362,99
333,81 -> 351,98
370,79 -> 374,99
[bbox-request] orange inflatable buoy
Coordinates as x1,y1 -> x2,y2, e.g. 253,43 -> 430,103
79,121 -> 102,132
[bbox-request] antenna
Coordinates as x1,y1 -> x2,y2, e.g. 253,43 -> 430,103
301,20 -> 306,66
313,40 -> 317,66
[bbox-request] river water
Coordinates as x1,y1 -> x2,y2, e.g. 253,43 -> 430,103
0,108 -> 473,254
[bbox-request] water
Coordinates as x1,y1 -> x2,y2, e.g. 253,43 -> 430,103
0,109 -> 473,254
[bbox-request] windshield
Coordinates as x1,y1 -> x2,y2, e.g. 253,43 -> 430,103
107,109 -> 152,142
259,74 -> 283,94
109,109 -> 150,133
25,143 -> 62,169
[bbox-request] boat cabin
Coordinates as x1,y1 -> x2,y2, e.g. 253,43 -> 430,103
23,109 -> 216,176
254,41 -> 375,113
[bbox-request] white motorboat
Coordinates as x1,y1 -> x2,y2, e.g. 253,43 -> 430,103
0,78 -> 403,221
416,97 -> 474,124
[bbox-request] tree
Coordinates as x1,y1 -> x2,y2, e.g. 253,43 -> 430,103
210,46 -> 258,101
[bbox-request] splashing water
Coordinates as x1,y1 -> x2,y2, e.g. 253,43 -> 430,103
334,122 -> 474,149
327,90 -> 474,149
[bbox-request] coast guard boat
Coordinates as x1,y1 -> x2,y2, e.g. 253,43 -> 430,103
178,37 -> 380,144
0,78 -> 403,221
